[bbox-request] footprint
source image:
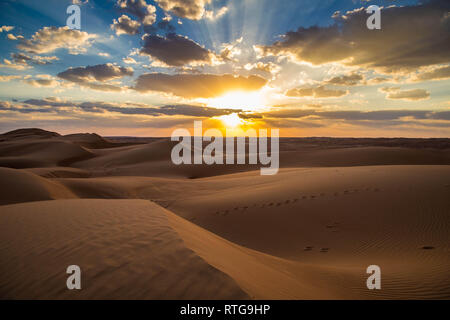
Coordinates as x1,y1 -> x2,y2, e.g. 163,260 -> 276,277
285,200 -> 290,204
310,195 -> 316,199
304,246 -> 314,251
268,203 -> 274,206
302,196 -> 307,200
320,248 -> 330,253
420,246 -> 435,250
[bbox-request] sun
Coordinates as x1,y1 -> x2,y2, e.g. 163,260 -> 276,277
217,113 -> 244,128
205,90 -> 267,111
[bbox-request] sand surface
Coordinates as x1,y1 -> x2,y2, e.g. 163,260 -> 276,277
0,129 -> 449,299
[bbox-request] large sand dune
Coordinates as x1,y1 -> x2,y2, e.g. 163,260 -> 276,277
0,167 -> 75,205
0,199 -> 248,299
0,128 -> 449,299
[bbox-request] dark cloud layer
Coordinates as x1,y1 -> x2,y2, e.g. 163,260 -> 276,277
20,98 -> 237,117
57,63 -> 133,91
140,33 -> 215,67
247,109 -> 450,122
134,73 -> 268,98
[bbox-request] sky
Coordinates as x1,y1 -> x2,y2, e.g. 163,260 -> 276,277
0,0 -> 449,137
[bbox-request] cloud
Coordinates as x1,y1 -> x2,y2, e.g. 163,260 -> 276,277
204,6 -> 228,20
123,56 -> 137,64
380,87 -> 430,101
219,37 -> 243,62
57,63 -> 133,92
78,102 -> 237,117
248,108 -> 450,122
0,26 -> 14,32
244,62 -> 281,74
366,77 -> 391,85
286,85 -> 348,98
263,118 -> 324,128
111,15 -> 141,35
257,0 -> 450,73
17,26 -> 96,54
134,73 -> 268,98
0,75 -> 21,82
325,73 -> 364,86
0,101 -> 54,114
154,0 -> 212,20
25,79 -> 59,88
117,0 -> 156,25
9,52 -> 59,66
144,19 -> 176,35
0,59 -> 31,70
412,65 -> 450,82
21,98 -> 237,117
140,33 -> 217,67
57,63 -> 133,82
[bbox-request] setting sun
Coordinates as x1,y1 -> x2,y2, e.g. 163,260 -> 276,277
204,90 -> 267,111
216,113 -> 244,128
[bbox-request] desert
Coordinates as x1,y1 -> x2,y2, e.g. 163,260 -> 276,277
0,128 -> 449,299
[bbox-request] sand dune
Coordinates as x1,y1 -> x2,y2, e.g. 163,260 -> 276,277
37,166 -> 450,299
26,167 -> 91,179
0,168 -> 75,205
72,143 -> 450,179
0,199 -> 248,299
0,128 -> 449,299
0,139 -> 93,168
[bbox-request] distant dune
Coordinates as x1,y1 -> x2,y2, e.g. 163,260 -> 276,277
0,128 -> 449,299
